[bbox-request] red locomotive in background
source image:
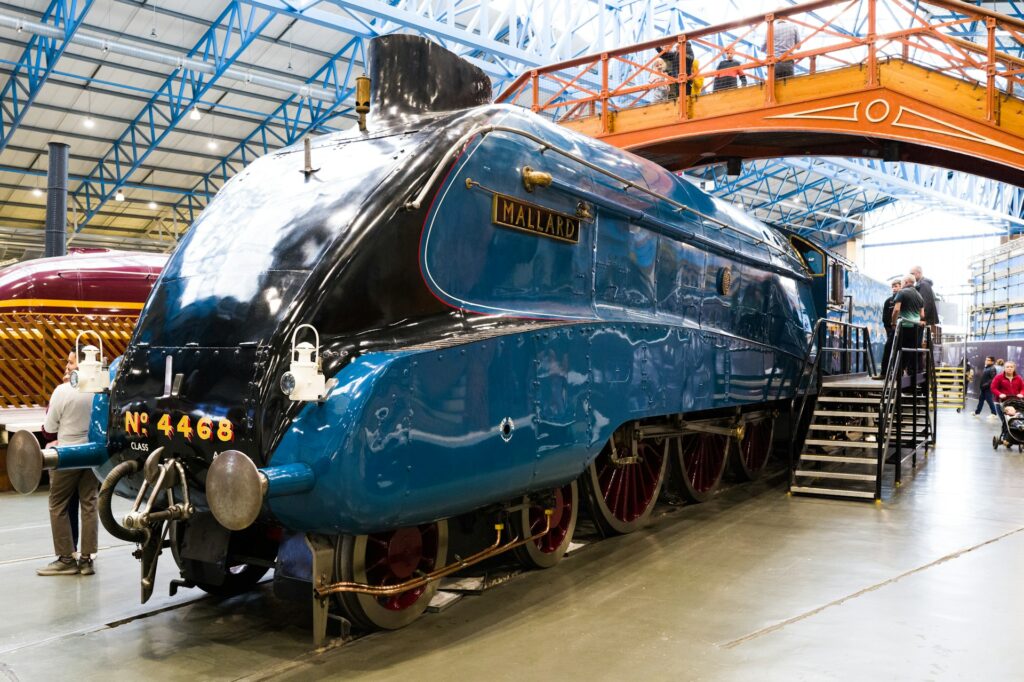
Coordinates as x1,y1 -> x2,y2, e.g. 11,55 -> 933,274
0,248 -> 165,315
0,249 -> 166,410
0,248 -> 165,490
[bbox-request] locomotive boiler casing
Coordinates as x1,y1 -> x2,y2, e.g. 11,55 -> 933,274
101,109 -> 817,535
99,36 -> 819,539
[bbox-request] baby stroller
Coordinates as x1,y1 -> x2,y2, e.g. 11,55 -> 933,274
993,397 -> 1024,452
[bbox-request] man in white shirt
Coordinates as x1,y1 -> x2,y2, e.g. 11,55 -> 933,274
37,351 -> 99,576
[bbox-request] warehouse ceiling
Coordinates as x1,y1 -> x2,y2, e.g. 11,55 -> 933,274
2,0 -> 1024,261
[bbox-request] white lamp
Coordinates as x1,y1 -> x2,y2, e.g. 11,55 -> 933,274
280,324 -> 327,402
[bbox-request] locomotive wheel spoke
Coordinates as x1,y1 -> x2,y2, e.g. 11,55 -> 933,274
673,432 -> 729,503
335,519 -> 448,631
732,419 -> 775,481
584,429 -> 668,536
512,480 -> 579,569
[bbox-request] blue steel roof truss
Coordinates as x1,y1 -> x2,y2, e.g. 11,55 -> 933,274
3,0 -> 1024,248
0,0 -> 94,154
72,1 -> 276,230
169,35 -> 366,225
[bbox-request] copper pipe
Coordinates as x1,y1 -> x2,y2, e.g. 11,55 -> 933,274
315,511 -> 554,599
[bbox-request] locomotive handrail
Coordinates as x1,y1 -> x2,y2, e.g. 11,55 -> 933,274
406,124 -> 797,263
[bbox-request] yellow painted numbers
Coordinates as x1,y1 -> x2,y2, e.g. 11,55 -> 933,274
123,411 -> 234,442
176,415 -> 194,440
196,417 -> 213,440
217,419 -> 234,442
157,413 -> 174,438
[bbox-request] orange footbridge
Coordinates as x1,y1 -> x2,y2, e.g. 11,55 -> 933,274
497,0 -> 1024,186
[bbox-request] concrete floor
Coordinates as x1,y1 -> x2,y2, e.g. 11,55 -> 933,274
1,411 -> 1022,681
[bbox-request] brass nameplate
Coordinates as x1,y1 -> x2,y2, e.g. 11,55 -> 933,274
491,193 -> 581,244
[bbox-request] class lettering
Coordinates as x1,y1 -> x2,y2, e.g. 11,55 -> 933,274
492,193 -> 581,244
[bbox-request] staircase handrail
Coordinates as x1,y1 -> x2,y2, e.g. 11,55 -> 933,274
875,325 -> 935,498
875,326 -> 905,498
788,317 -> 876,481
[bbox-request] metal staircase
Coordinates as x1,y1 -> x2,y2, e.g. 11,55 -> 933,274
789,324 -> 936,502
793,382 -> 884,499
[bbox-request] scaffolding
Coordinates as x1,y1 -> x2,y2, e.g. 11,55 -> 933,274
968,239 -> 1024,339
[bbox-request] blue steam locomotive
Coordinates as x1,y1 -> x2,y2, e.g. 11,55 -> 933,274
8,35 -> 880,639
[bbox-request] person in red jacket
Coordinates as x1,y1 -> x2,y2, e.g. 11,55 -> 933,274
992,361 -> 1024,401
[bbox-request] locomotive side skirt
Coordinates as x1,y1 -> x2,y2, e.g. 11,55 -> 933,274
263,321 -> 806,534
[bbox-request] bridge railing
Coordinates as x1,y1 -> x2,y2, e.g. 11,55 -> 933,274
497,0 -> 1024,130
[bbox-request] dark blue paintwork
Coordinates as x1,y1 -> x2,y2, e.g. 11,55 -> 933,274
264,463 -> 315,498
846,269 -> 890,363
258,106 -> 819,533
96,98 -> 824,535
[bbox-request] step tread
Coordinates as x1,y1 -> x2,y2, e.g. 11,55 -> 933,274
817,396 -> 881,404
795,470 -> 877,481
813,410 -> 880,418
799,454 -> 878,464
805,438 -> 879,449
809,424 -> 878,432
790,486 -> 876,499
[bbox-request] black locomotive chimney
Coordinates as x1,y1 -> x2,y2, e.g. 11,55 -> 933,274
368,35 -> 491,122
44,141 -> 69,258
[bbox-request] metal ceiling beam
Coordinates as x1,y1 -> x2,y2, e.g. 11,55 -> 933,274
798,157 -> 1024,229
243,0 -> 528,81
0,0 -> 93,153
690,159 -> 892,239
0,165 -> 211,200
70,1 -> 275,230
169,35 -> 364,224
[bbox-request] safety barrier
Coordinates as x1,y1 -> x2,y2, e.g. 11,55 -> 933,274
498,0 -> 1024,128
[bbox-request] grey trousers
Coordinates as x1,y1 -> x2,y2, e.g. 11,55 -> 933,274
48,469 -> 98,557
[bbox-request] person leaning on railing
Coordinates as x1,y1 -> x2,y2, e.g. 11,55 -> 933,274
649,56 -> 671,102
890,274 -> 926,384
764,18 -> 800,78
656,41 -> 703,100
713,48 -> 747,92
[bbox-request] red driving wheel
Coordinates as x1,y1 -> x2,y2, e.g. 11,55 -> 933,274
512,480 -> 579,569
732,419 -> 774,481
674,432 -> 729,503
583,429 -> 667,536
335,520 -> 448,630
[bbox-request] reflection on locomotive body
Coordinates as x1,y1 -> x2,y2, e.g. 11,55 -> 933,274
17,36 -> 882,637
